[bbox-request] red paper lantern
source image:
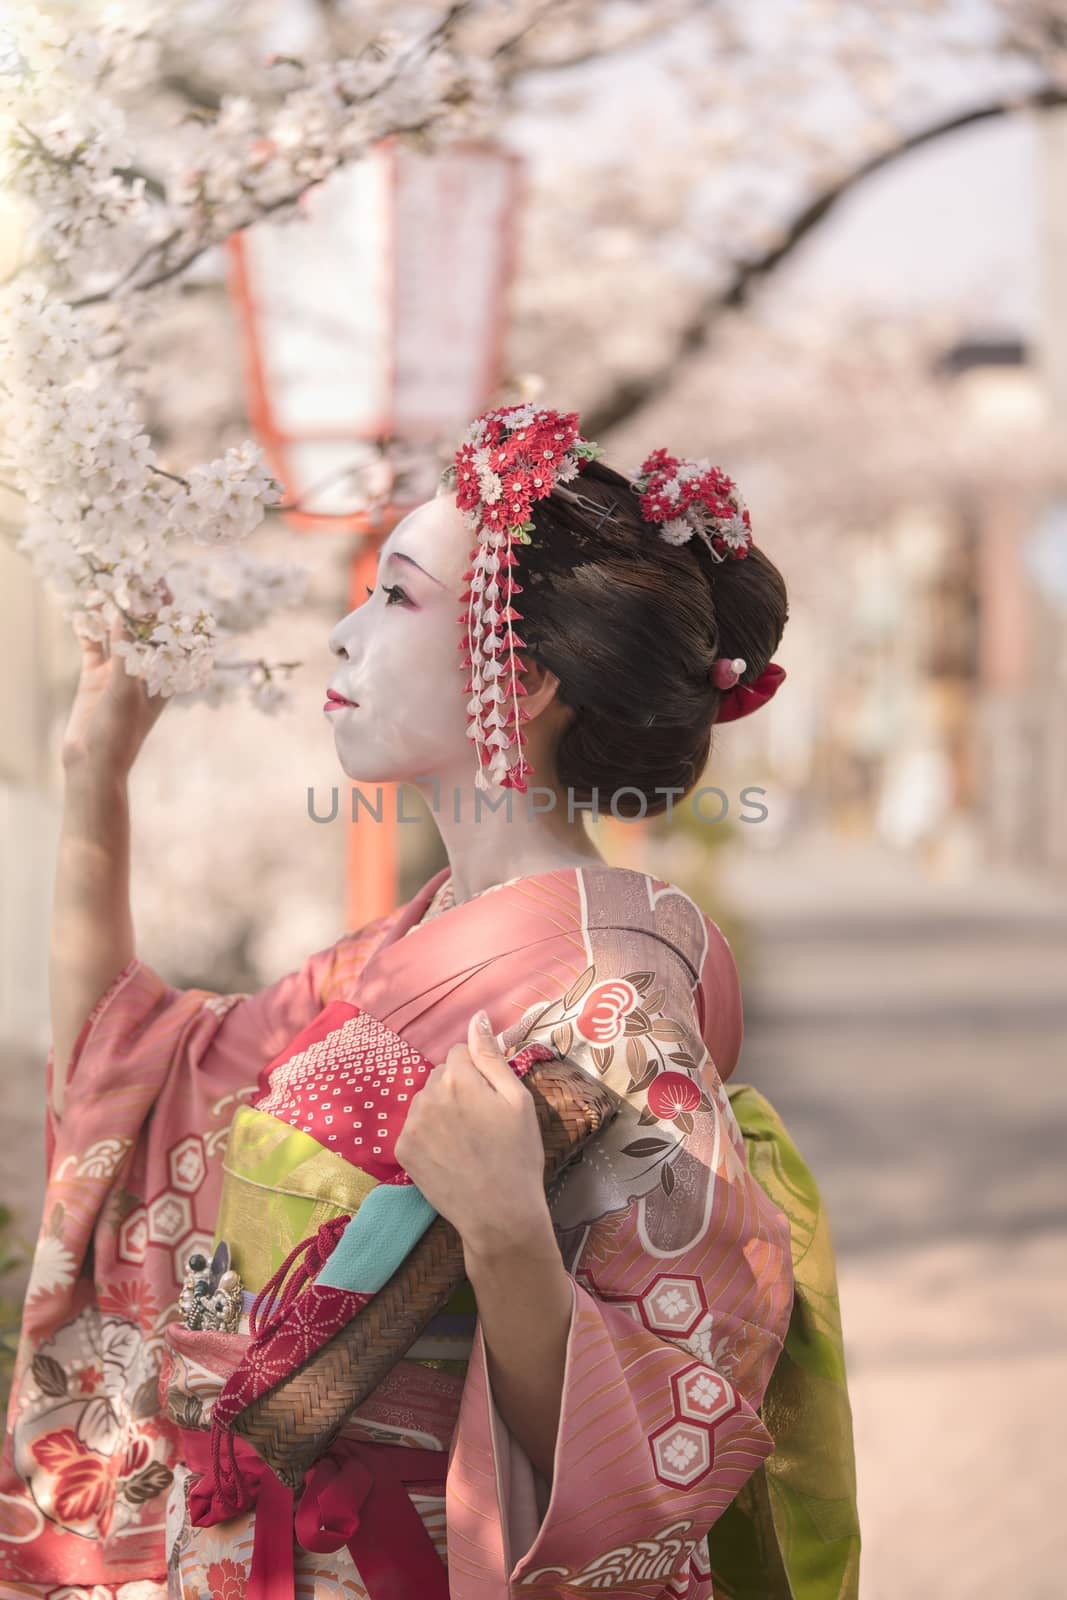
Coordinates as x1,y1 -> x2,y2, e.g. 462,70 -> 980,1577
227,135 -> 524,534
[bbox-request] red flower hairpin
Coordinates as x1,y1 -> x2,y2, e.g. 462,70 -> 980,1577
445,403 -> 604,793
633,449 -> 786,721
632,448 -> 754,561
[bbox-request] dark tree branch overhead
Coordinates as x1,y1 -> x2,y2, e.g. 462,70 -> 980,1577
492,0 -> 705,87
582,84 -> 1067,441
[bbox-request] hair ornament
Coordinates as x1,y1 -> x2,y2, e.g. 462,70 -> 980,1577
448,403 -> 604,793
631,449 -> 754,563
714,660 -> 788,723
712,656 -> 747,690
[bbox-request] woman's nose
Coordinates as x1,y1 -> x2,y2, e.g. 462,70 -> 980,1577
329,604 -> 366,660
328,618 -> 352,658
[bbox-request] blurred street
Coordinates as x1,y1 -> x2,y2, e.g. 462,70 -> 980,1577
718,827 -> 1067,1600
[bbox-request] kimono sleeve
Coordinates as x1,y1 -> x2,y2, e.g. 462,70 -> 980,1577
5,907 -> 405,1578
446,921 -> 794,1599
44,937 -> 347,1170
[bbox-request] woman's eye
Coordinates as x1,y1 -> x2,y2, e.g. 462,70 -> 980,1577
364,583 -> 408,607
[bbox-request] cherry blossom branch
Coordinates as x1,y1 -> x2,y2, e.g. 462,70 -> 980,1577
148,464 -> 189,488
213,658 -> 302,672
70,112 -> 440,309
491,0 -> 707,84
584,82 -> 1067,438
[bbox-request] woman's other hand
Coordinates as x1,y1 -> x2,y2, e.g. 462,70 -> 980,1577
396,1010 -> 575,1483
394,1010 -> 552,1262
61,609 -> 171,780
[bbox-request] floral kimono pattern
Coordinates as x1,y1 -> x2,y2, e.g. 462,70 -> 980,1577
1,864 -> 795,1599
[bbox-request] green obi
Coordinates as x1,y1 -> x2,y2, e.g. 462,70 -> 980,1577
213,1104 -> 379,1289
709,1085 -> 862,1600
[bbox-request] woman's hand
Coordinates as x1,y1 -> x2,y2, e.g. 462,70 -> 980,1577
394,1010 -> 551,1260
61,611 -> 171,780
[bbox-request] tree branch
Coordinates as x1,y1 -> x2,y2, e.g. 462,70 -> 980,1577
70,112 -> 439,309
582,84 -> 1067,440
494,0 -> 708,86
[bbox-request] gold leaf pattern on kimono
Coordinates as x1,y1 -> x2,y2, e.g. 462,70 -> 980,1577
626,1060 -> 659,1096
131,1375 -> 161,1419
591,1045 -> 615,1075
623,1006 -> 651,1034
625,1036 -> 646,1080
620,1137 -> 671,1158
123,1460 -> 174,1504
566,1205 -> 631,1276
550,1021 -> 574,1058
650,1019 -> 690,1042
563,965 -> 597,1010
169,1389 -> 204,1430
31,1353 -> 68,1398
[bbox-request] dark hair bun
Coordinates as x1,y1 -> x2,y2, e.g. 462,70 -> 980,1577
516,458 -> 788,817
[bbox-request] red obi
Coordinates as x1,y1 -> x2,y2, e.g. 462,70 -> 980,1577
183,1425 -> 450,1600
254,1000 -> 436,1183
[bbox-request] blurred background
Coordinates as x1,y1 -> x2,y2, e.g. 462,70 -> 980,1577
2,3 -> 1066,1595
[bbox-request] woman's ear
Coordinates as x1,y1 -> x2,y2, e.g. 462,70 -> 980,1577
517,656 -> 564,717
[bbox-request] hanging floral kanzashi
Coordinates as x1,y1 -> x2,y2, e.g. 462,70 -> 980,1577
445,403 -> 604,793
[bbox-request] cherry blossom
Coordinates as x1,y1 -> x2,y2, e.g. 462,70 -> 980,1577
0,0 -> 499,709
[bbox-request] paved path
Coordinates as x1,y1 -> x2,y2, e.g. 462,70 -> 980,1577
716,827 -> 1067,1600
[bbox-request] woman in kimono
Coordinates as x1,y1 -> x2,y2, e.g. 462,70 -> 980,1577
1,406 -> 860,1598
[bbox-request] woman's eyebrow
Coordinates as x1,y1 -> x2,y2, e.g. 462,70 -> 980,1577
382,550 -> 444,588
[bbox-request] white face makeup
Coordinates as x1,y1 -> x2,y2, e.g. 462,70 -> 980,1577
325,490 -> 475,784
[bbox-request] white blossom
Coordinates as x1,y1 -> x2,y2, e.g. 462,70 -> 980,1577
474,448 -> 504,504
660,516 -> 695,546
717,512 -> 751,551
0,0 -> 495,710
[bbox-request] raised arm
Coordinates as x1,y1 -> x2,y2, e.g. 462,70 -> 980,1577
49,614 -> 170,1118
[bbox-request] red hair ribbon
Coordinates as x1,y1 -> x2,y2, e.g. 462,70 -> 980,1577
713,661 -> 787,723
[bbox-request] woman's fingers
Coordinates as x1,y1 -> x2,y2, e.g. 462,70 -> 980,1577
465,1012 -> 525,1100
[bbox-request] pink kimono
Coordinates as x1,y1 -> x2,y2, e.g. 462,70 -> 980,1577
0,863 -> 794,1598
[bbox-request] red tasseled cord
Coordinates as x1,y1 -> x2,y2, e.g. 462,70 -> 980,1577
209,1414 -> 248,1518
248,1214 -> 351,1340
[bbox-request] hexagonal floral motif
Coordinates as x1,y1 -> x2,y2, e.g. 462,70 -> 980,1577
168,1134 -> 206,1194
573,1271 -> 643,1325
117,1207 -> 148,1266
147,1192 -> 192,1246
649,1420 -> 712,1488
640,1273 -> 708,1337
599,1294 -> 643,1326
672,1363 -> 737,1425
